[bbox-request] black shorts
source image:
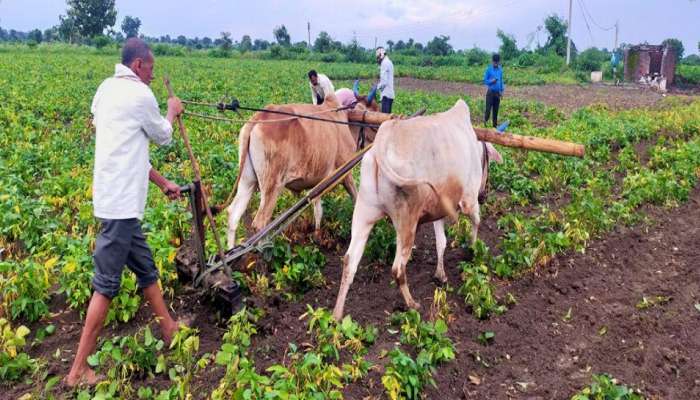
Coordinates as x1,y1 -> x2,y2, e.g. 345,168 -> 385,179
92,218 -> 159,299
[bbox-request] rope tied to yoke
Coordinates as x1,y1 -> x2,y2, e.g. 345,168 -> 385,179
181,99 -> 380,129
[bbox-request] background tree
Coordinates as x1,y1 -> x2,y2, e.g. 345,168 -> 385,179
426,35 -> 453,56
313,31 -> 335,52
575,47 -> 609,71
66,0 -> 117,38
344,39 -> 368,63
253,39 -> 270,50
497,29 -> 519,60
543,14 -> 575,57
239,35 -> 252,52
386,40 -> 394,52
661,38 -> 684,63
464,46 -> 490,65
273,25 -> 290,47
121,16 -> 141,38
43,27 -> 59,42
27,29 -> 43,44
58,15 -> 78,43
220,31 -> 232,52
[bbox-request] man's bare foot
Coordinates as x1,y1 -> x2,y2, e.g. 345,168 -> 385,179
162,315 -> 195,344
162,319 -> 179,345
64,367 -> 102,387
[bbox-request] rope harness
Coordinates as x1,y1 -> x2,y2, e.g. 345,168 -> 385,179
478,142 -> 490,205
182,99 -> 380,130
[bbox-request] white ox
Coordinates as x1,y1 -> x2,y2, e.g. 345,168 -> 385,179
332,99 -> 502,320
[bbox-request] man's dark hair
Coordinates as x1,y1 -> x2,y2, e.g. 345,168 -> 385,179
492,53 -> 500,63
122,37 -> 152,66
308,70 -> 318,79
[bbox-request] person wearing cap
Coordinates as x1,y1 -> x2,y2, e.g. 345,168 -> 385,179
483,53 -> 504,128
308,70 -> 335,105
375,47 -> 395,113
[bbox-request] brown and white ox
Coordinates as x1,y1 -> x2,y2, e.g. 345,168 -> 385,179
222,93 -> 378,248
332,99 -> 503,320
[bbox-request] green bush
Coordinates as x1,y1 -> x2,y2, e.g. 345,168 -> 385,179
535,52 -> 566,74
516,51 -> 538,67
575,48 -> 609,72
464,47 -> 490,66
93,35 -> 112,49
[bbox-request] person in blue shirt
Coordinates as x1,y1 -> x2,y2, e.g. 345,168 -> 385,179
483,53 -> 504,128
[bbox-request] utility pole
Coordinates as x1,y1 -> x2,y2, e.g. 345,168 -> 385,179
307,22 -> 311,49
566,0 -> 572,65
614,20 -> 619,50
374,37 -> 377,49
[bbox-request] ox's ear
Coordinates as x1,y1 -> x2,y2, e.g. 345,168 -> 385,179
485,143 -> 503,164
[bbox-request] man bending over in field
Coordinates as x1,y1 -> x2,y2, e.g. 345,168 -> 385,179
65,37 -> 185,387
308,69 -> 335,105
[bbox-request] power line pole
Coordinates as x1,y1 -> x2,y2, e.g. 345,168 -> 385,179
566,0 -> 573,65
614,20 -> 619,50
307,22 -> 311,49
374,37 -> 377,49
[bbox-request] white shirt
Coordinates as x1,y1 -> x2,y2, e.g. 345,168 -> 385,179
91,64 -> 173,220
378,57 -> 395,100
309,74 -> 335,105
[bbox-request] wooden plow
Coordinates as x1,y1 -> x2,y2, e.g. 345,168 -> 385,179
173,93 -> 585,316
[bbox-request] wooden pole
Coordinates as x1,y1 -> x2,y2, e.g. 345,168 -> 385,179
163,76 -> 231,277
346,109 -> 400,125
566,0 -> 573,66
473,127 -> 585,158
345,109 -> 585,158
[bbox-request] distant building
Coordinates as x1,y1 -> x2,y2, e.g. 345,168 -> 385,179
623,44 -> 677,85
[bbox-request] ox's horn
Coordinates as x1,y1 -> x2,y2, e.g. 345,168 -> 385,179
367,84 -> 378,105
353,79 -> 360,96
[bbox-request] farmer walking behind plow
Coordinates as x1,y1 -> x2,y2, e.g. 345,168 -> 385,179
65,37 -> 189,387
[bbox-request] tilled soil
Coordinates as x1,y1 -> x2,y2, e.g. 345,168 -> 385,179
393,77 -> 697,114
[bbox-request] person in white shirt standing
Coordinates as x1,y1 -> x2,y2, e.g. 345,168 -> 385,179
376,47 -> 395,113
308,69 -> 335,105
65,38 -> 185,387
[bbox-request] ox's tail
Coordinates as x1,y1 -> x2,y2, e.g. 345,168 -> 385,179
211,122 -> 255,215
375,155 -> 459,223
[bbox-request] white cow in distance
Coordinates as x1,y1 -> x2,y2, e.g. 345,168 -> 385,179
332,99 -> 503,320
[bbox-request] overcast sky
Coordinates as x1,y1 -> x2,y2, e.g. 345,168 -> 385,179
1,0 -> 698,54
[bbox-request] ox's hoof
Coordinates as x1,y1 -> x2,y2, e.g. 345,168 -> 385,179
408,300 -> 421,310
464,246 -> 475,261
433,273 -> 448,286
